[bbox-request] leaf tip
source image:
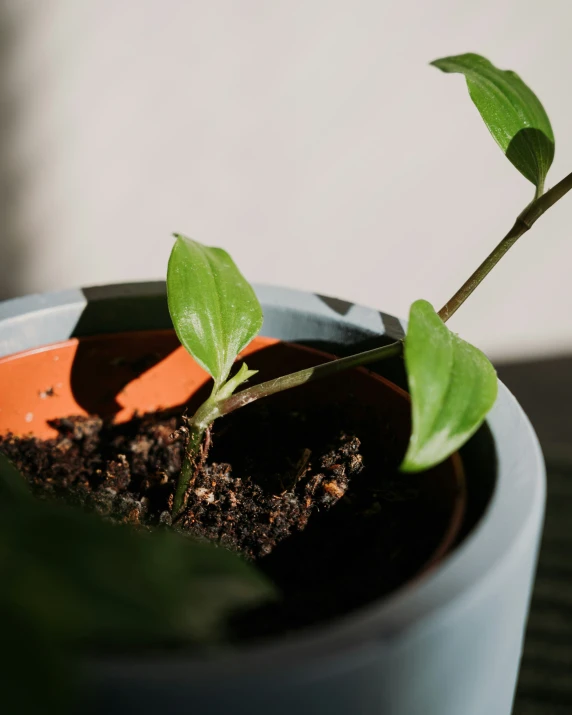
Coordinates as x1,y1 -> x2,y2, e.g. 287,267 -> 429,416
399,456 -> 422,474
399,439 -> 440,474
429,56 -> 458,73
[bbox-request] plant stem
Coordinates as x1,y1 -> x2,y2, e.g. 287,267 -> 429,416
437,220 -> 527,322
219,340 -> 403,417
438,169 -> 572,322
173,397 -> 220,514
173,424 -> 205,514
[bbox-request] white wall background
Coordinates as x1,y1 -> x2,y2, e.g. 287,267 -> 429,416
1,0 -> 571,361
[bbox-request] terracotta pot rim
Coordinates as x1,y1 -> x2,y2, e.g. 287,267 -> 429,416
0,328 -> 466,583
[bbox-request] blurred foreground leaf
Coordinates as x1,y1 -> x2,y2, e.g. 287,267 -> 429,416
0,461 -> 275,712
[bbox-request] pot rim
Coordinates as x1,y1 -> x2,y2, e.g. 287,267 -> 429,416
0,282 -> 545,682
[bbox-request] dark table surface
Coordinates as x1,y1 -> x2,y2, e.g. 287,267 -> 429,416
497,357 -> 572,715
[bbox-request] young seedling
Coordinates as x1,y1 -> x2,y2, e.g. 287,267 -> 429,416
168,53 -> 572,514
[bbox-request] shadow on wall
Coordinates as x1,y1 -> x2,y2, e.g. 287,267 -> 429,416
0,7 -> 25,301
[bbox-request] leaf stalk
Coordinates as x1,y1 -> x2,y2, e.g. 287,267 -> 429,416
219,341 -> 403,417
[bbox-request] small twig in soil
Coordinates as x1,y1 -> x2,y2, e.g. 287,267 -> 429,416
199,426 -> 212,468
289,448 -> 312,491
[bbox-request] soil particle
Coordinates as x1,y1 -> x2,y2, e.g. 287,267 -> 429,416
39,387 -> 55,399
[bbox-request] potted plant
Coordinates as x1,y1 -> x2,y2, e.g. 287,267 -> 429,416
0,54 -> 562,715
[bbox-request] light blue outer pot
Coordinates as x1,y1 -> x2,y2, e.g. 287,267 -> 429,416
0,282 -> 545,715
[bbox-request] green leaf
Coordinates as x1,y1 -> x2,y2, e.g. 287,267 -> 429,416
0,500 -> 275,647
167,235 -> 263,386
0,464 -> 276,712
400,300 -> 498,472
216,362 -> 258,401
432,53 -> 554,191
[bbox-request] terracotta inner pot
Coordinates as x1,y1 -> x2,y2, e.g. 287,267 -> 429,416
0,330 -> 465,573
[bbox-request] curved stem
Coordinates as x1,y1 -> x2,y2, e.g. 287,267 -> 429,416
219,340 -> 403,417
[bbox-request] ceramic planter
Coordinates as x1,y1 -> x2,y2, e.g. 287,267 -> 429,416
0,282 -> 545,715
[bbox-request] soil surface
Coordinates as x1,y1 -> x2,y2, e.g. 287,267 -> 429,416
0,394 -> 442,636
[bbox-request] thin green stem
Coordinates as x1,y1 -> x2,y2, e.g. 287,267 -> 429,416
524,169 -> 572,224
438,219 -> 526,322
439,169 -> 572,322
219,340 -> 403,417
173,397 -> 220,514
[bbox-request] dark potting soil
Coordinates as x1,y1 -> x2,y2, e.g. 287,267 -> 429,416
0,397 -> 442,638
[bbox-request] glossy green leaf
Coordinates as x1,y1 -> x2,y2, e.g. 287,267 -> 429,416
167,235 -> 263,386
432,53 -> 554,191
401,300 -> 498,472
0,502 -> 275,646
